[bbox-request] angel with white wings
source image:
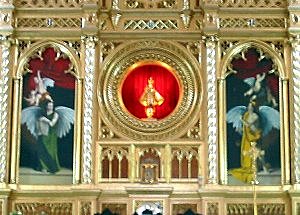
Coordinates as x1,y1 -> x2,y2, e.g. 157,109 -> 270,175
243,72 -> 277,107
24,70 -> 54,106
21,101 -> 74,173
227,100 -> 280,183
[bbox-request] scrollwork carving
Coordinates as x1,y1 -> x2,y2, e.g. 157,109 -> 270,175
220,40 -> 238,57
227,203 -> 251,214
0,38 -> 10,183
14,202 -> 73,215
205,36 -> 218,184
80,201 -> 91,215
219,0 -> 286,8
207,202 -> 218,215
82,36 -> 97,184
125,0 -> 177,9
292,38 -> 300,183
14,0 -> 82,8
186,124 -> 201,139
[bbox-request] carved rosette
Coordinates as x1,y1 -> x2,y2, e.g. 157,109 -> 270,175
98,40 -> 202,140
82,36 -> 97,183
0,38 -> 10,183
292,38 -> 300,183
205,36 -> 218,184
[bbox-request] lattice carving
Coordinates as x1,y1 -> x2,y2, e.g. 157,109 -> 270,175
125,0 -> 177,9
80,201 -> 91,215
14,0 -> 83,8
206,36 -> 218,184
172,146 -> 198,178
124,20 -> 178,30
292,39 -> 300,183
16,17 -> 81,28
219,18 -> 286,28
172,204 -> 197,215
207,202 -> 218,215
219,0 -> 286,8
82,36 -> 97,184
14,202 -> 73,215
102,147 -> 129,179
102,203 -> 127,215
0,39 -> 10,183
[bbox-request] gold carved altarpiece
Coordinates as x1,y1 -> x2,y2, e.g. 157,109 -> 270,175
0,0 -> 298,214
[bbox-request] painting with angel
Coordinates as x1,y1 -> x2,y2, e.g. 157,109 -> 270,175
226,48 -> 281,185
19,47 -> 75,184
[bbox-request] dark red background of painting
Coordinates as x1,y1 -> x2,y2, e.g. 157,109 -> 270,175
121,63 -> 180,120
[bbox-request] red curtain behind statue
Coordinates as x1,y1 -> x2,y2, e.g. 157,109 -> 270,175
121,64 -> 180,119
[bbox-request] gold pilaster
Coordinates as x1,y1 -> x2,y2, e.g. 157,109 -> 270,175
218,78 -> 226,185
165,144 -> 171,183
129,144 -> 136,182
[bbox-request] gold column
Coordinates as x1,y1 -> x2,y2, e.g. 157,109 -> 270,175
218,78 -> 226,185
9,40 -> 19,184
10,78 -> 20,184
74,78 -> 83,184
282,79 -> 290,184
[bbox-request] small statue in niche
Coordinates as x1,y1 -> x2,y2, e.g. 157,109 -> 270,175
139,77 -> 164,119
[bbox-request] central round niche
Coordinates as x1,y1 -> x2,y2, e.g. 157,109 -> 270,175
121,62 -> 180,120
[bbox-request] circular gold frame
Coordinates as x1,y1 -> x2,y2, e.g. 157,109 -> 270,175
98,40 -> 202,140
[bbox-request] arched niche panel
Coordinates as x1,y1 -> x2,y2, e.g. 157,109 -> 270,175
218,41 -> 289,185
12,41 -> 82,185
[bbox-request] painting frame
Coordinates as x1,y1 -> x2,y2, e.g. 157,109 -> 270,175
218,40 -> 290,185
11,40 -> 82,185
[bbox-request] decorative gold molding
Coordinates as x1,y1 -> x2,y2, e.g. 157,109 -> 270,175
14,0 -> 83,8
13,202 -> 73,215
219,0 -> 287,8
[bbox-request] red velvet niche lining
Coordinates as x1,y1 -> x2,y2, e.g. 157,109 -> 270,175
121,64 -> 180,120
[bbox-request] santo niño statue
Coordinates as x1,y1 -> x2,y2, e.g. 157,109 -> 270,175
139,77 -> 164,119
